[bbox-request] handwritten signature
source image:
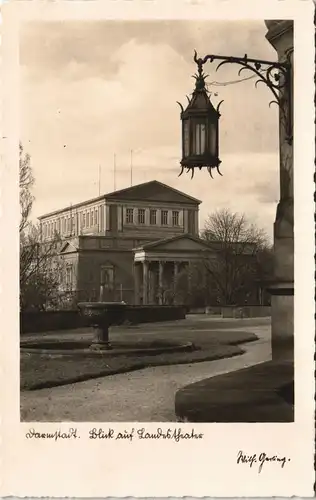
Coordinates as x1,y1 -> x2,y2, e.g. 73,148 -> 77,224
237,450 -> 290,473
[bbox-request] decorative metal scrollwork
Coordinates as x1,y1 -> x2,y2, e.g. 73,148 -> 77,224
193,49 -> 293,145
178,164 -> 224,180
194,49 -> 290,108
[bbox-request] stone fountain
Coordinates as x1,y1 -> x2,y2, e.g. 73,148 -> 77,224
77,301 -> 127,350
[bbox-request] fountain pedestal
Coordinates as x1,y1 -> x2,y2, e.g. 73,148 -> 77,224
77,302 -> 127,350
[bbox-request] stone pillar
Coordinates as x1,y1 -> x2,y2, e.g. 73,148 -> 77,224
173,261 -> 180,304
158,261 -> 164,304
134,263 -> 141,305
173,261 -> 179,286
265,20 -> 294,361
174,261 -> 179,275
142,260 -> 149,305
148,262 -> 156,304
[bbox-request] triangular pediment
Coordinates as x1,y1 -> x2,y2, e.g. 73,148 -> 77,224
137,234 -> 212,253
105,180 -> 201,205
60,241 -> 78,254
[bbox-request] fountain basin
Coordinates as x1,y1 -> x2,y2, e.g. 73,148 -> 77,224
77,301 -> 127,349
20,339 -> 196,357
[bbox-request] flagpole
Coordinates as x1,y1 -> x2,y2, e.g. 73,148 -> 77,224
114,153 -> 117,191
130,149 -> 133,187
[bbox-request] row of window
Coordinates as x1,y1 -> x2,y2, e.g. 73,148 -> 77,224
43,206 -> 182,237
63,264 -> 113,288
43,208 -> 100,238
126,208 -> 180,226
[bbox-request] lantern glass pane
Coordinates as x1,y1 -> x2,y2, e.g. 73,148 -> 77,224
194,122 -> 206,155
183,120 -> 190,157
209,122 -> 217,155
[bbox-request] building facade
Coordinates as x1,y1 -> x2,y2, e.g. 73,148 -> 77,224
39,180 -> 211,305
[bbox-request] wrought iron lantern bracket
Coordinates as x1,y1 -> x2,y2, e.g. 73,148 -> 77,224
194,49 -> 292,110
178,49 -> 293,179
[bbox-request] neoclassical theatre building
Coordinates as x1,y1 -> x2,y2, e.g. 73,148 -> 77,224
39,180 -> 214,305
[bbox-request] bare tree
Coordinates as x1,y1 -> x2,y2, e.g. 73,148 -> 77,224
19,143 -> 34,233
19,145 -> 65,311
158,264 -> 211,307
173,264 -> 210,307
20,225 -> 66,311
200,209 -> 270,305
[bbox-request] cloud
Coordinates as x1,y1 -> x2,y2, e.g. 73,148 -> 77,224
20,20 -> 280,241
20,20 -> 275,79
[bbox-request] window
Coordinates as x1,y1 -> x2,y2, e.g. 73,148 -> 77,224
63,217 -> 66,233
87,212 -> 90,228
65,265 -> 73,288
126,208 -> 134,224
83,213 -> 86,228
172,210 -> 179,226
100,265 -> 114,287
209,122 -> 217,155
91,211 -> 94,226
71,215 -> 74,233
161,210 -> 168,225
194,122 -> 206,155
150,209 -> 157,225
67,217 -> 71,233
138,208 -> 145,224
183,119 -> 190,157
95,209 -> 98,225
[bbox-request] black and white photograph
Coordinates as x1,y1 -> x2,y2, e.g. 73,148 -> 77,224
19,16 -> 296,423
1,0 -> 314,497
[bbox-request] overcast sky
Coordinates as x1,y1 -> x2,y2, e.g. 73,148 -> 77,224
20,20 -> 279,239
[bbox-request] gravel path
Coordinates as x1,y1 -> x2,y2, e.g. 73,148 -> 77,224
21,324 -> 271,422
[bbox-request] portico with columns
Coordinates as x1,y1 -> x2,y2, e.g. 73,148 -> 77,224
133,234 -> 214,305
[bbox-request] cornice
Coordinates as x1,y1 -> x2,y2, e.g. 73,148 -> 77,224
265,20 -> 294,45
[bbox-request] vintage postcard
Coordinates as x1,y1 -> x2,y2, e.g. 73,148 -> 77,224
0,0 -> 315,496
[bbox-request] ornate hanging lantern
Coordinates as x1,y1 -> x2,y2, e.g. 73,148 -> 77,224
178,49 -> 292,179
178,52 -> 223,179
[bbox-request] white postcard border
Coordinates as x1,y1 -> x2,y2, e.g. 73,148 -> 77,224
1,0 -> 315,497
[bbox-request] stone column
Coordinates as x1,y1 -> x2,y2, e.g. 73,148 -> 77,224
174,261 -> 179,275
148,262 -> 155,304
134,263 -> 141,305
142,260 -> 149,305
173,261 -> 179,285
265,20 -> 294,361
158,261 -> 164,304
173,261 -> 180,304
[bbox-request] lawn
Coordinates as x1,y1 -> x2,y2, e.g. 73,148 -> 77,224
175,360 -> 294,422
21,322 -> 258,391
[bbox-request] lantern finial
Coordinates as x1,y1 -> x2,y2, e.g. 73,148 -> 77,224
193,50 -> 207,92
